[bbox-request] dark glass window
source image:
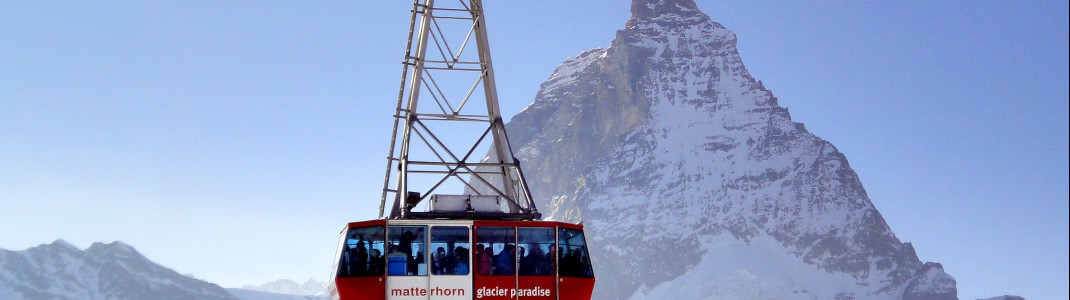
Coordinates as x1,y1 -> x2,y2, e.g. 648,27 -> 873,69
387,225 -> 427,276
430,226 -> 470,275
338,226 -> 385,277
558,228 -> 593,278
517,227 -> 555,276
475,226 -> 515,276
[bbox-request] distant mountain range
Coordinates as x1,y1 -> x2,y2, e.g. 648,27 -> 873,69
0,240 -> 323,300
238,278 -> 326,299
0,240 -> 236,300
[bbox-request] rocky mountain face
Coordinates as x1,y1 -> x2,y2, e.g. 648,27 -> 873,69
0,240 -> 237,300
502,0 -> 958,299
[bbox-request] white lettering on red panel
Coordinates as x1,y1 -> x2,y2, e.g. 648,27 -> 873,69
476,286 -> 551,298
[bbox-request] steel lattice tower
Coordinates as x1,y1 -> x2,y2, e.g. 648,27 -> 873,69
379,0 -> 539,221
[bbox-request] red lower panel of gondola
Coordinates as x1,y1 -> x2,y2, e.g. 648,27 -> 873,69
558,277 -> 594,300
334,276 -> 385,300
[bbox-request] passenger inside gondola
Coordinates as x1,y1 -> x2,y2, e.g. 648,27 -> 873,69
476,244 -> 492,275
399,231 -> 416,275
368,249 -> 383,275
521,244 -> 552,276
563,249 -> 579,276
385,226 -> 427,276
543,246 -> 557,275
386,243 -> 407,275
494,244 -> 515,275
517,246 -> 528,274
349,239 -> 368,276
336,226 -> 386,278
414,249 -> 424,275
431,247 -> 447,275
454,246 -> 469,274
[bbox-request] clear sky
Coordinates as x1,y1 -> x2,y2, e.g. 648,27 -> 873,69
1,1 -> 1066,299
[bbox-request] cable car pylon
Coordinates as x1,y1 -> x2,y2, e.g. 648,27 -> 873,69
379,0 -> 539,221
330,1 -> 594,299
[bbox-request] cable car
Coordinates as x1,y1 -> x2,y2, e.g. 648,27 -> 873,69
329,1 -> 594,299
330,219 -> 594,300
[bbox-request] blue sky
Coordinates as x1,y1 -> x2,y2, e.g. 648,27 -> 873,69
1,1 -> 1066,299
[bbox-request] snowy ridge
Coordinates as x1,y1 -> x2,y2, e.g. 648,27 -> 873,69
539,48 -> 606,95
498,0 -> 957,299
240,278 -> 326,297
0,240 -> 237,300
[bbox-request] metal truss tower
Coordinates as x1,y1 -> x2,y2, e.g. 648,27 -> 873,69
379,0 -> 539,221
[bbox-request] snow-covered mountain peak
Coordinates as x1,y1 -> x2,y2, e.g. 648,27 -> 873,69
630,0 -> 703,20
47,239 -> 79,251
498,1 -> 958,299
86,241 -> 143,260
626,0 -> 728,47
19,239 -> 87,264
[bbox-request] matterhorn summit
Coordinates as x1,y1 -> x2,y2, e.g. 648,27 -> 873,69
501,0 -> 957,299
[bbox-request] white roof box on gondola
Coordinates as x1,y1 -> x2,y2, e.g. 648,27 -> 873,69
429,194 -> 503,213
